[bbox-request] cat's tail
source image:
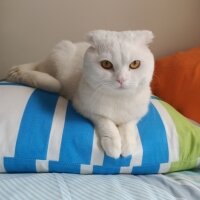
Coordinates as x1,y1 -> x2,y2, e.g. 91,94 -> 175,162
6,62 -> 61,93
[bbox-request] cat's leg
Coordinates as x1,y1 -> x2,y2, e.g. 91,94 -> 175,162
118,120 -> 138,157
92,115 -> 121,158
6,63 -> 61,93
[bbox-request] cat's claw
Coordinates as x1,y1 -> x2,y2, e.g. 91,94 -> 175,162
6,66 -> 37,87
101,136 -> 121,159
6,66 -> 22,82
121,140 -> 136,157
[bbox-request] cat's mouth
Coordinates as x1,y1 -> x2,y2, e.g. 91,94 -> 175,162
116,85 -> 128,90
118,85 -> 125,89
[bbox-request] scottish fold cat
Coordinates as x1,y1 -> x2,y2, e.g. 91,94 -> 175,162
6,30 -> 154,158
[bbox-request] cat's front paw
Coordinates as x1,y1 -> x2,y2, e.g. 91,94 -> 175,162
121,138 -> 136,157
7,66 -> 22,82
101,136 -> 121,159
7,66 -> 37,87
119,122 -> 138,157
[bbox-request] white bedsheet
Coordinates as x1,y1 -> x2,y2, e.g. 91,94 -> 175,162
0,170 -> 200,200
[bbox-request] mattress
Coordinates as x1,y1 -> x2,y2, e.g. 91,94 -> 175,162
0,170 -> 199,200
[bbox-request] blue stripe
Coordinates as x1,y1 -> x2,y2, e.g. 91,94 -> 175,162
48,162 -> 81,173
49,101 -> 94,173
103,155 -> 131,166
93,166 -> 120,174
14,89 -> 58,159
93,156 -> 131,174
59,101 -> 94,163
132,103 -> 169,174
4,158 -> 36,173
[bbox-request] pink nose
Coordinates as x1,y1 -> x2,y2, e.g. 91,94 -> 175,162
117,78 -> 125,85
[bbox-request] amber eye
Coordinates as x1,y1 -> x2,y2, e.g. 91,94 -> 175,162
100,60 -> 113,70
129,60 -> 141,69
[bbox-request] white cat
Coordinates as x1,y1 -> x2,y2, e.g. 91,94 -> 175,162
6,30 -> 154,158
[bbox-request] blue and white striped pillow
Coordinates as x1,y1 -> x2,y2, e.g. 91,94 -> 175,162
0,82 -> 200,174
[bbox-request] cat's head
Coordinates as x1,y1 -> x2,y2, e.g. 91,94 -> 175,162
83,30 -> 154,94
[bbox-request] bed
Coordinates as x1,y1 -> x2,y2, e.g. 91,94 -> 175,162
0,170 -> 200,200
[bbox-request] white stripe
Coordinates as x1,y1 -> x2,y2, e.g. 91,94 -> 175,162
0,157 -> 5,172
120,167 -> 133,174
0,86 -> 34,157
129,126 -> 143,166
80,164 -> 93,174
90,130 -> 104,165
36,160 -> 49,172
151,99 -> 179,162
46,97 -> 67,161
159,163 -> 171,173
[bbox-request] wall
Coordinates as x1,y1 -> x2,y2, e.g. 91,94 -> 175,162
0,0 -> 200,78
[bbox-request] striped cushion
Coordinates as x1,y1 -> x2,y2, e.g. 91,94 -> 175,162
0,82 -> 200,174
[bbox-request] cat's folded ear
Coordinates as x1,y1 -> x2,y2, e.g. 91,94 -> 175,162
86,30 -> 154,47
86,30 -> 106,47
124,30 -> 154,46
133,30 -> 154,46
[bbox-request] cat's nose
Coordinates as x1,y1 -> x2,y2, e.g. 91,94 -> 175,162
116,78 -> 125,85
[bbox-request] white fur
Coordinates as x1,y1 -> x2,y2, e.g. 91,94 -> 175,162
7,30 -> 154,158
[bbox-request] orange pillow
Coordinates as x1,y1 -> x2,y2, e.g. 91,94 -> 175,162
151,46 -> 200,124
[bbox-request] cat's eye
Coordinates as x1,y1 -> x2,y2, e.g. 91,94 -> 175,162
100,60 -> 113,70
129,60 -> 141,69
